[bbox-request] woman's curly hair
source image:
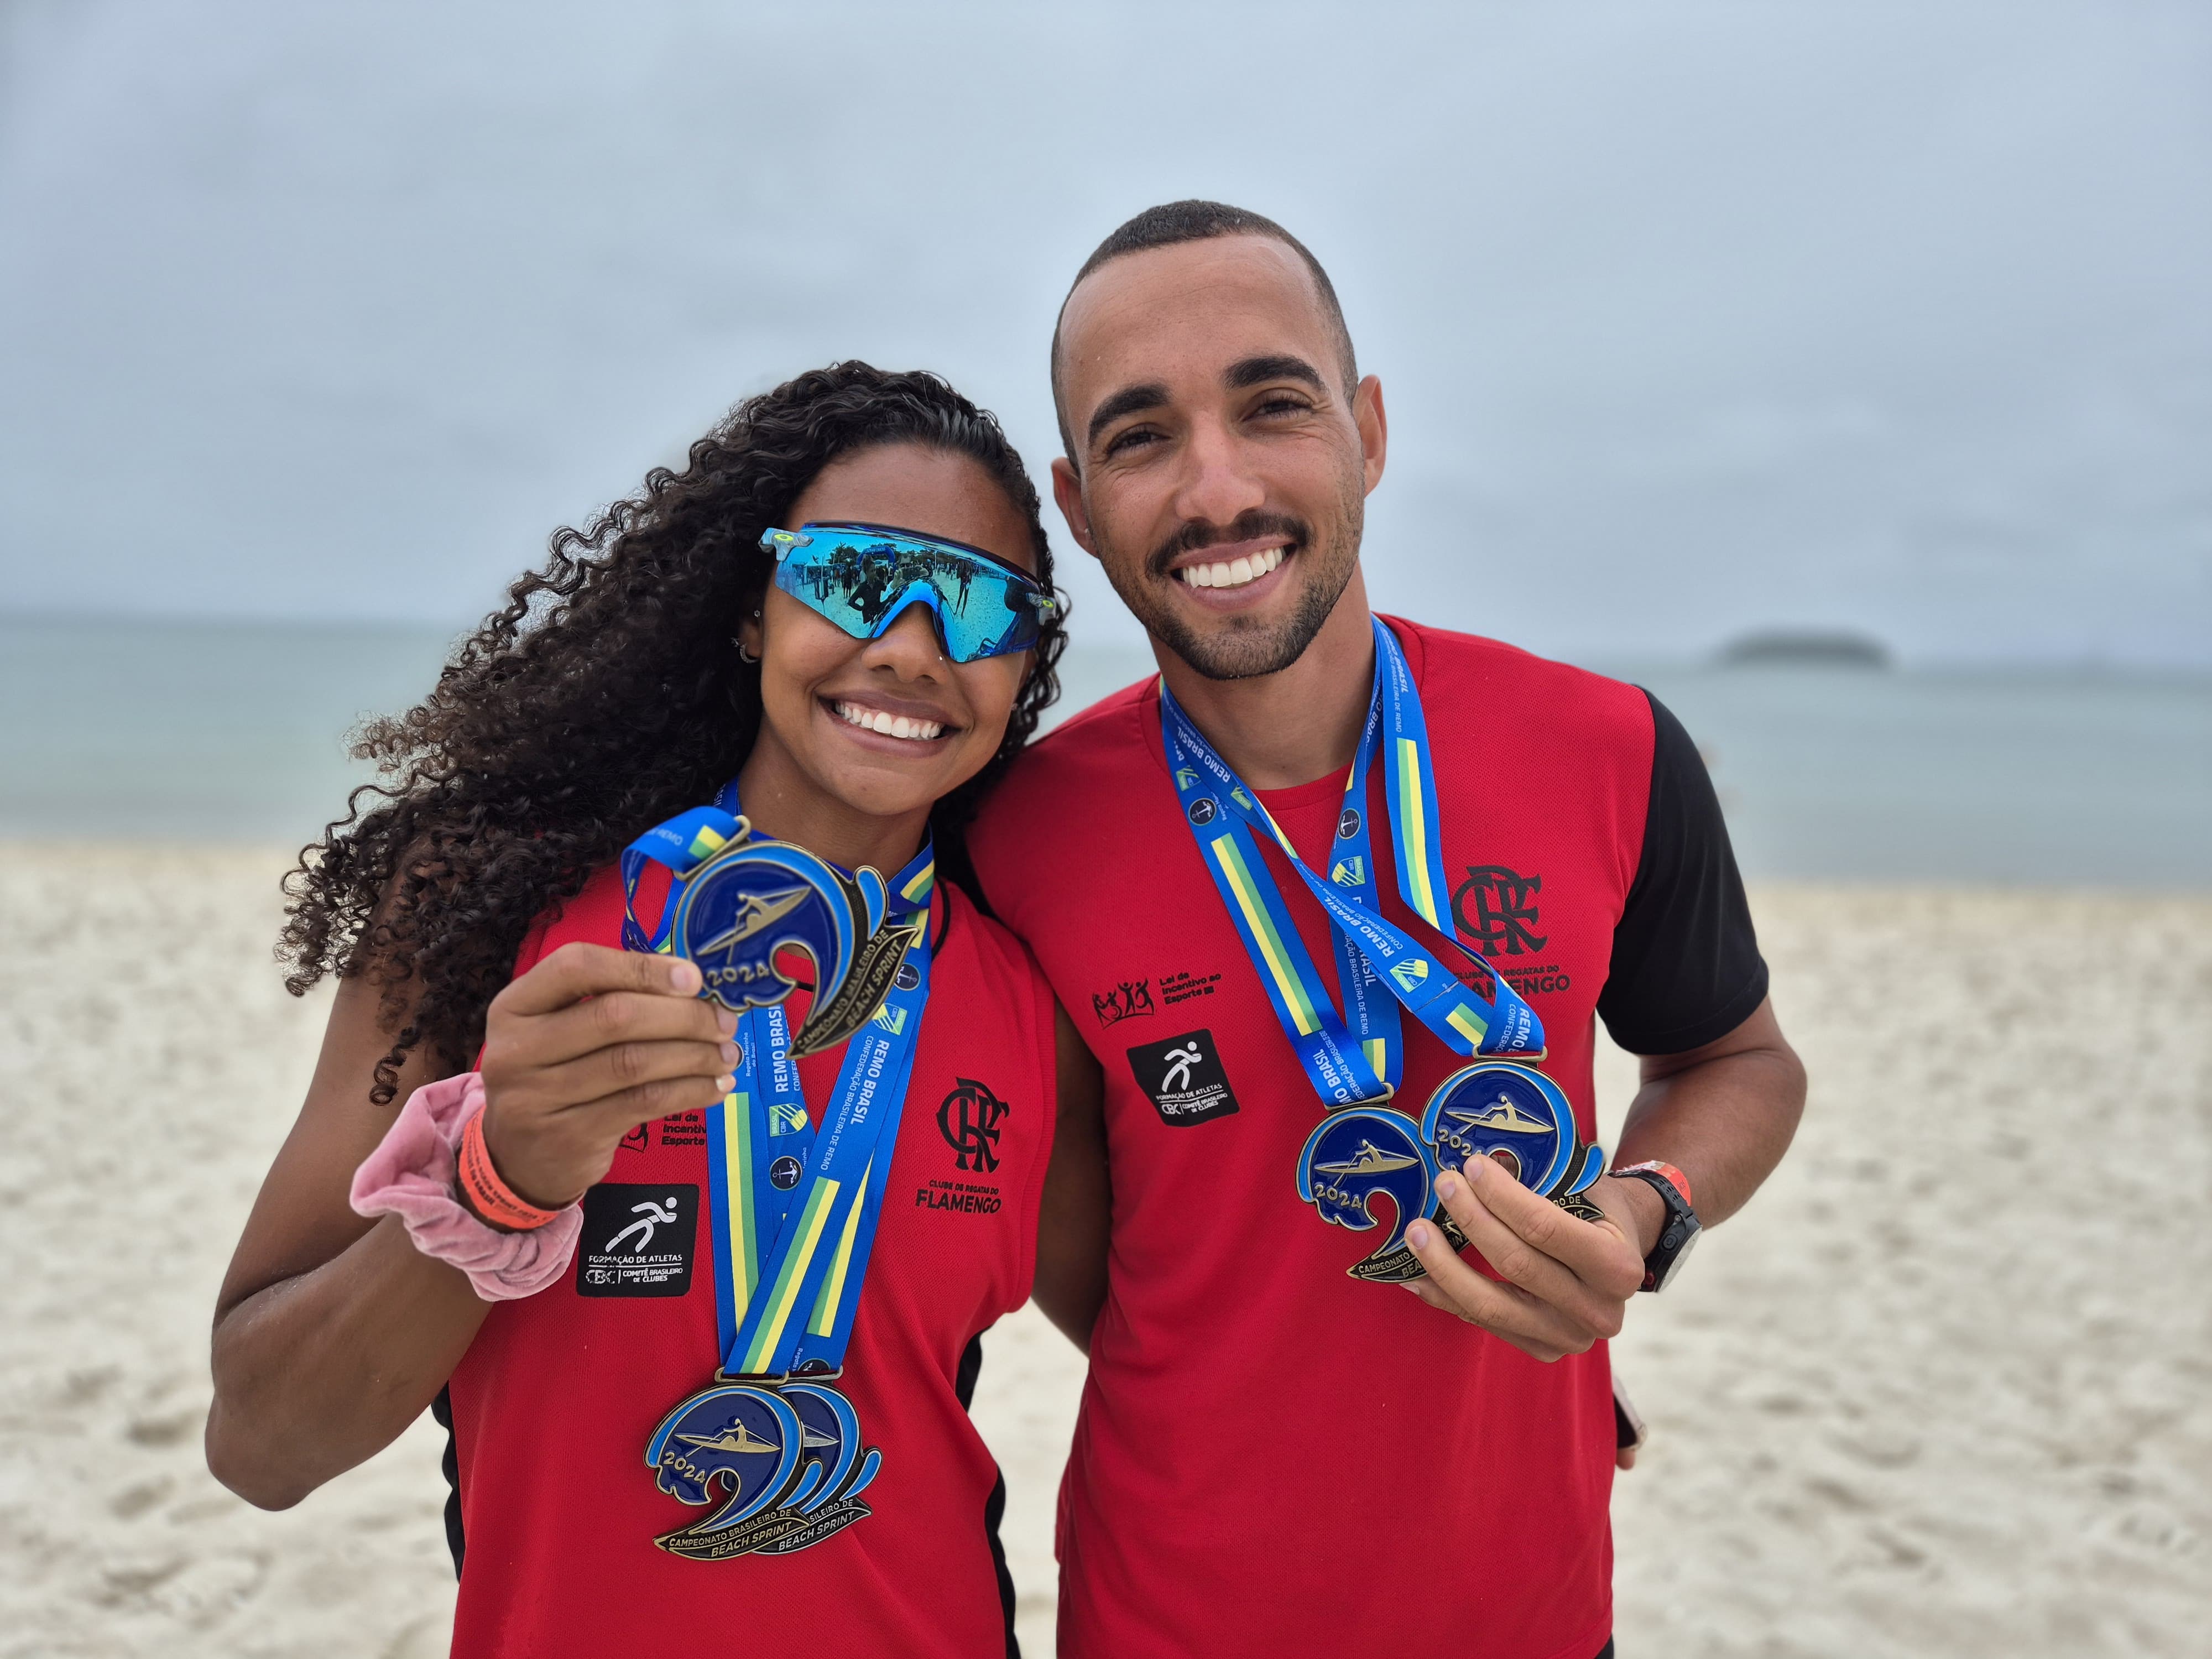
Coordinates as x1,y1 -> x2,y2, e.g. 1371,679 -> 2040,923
278,362 -> 1066,1103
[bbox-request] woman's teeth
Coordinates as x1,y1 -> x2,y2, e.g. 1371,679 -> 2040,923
834,701 -> 945,742
1177,546 -> 1285,589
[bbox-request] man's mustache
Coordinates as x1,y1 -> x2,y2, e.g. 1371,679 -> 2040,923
1147,511 -> 1309,577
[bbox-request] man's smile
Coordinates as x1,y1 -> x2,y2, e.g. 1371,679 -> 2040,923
1175,544 -> 1286,590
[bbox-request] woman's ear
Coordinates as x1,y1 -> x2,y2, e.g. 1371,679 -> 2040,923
735,601 -> 765,664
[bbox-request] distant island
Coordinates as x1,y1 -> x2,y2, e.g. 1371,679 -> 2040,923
1716,629 -> 1893,669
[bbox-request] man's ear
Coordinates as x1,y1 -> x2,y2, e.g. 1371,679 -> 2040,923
1051,457 -> 1100,559
1353,375 -> 1388,497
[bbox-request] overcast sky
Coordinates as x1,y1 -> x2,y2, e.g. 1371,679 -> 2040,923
2,0 -> 2206,665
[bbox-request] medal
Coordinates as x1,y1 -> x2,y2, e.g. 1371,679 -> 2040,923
620,788 -> 935,1558
1162,618 -> 1608,1279
1421,1062 -> 1604,1223
644,1380 -> 883,1559
627,801 -> 924,1056
1295,1105 -> 1438,1281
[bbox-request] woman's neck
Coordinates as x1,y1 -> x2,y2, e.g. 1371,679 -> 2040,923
733,744 -> 931,877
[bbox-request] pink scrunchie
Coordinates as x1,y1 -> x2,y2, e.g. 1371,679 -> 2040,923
349,1071 -> 583,1302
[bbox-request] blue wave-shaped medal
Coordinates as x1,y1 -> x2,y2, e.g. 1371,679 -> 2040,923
1420,1061 -> 1604,1210
1295,1106 -> 1440,1281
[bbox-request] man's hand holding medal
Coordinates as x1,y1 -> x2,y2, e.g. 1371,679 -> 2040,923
1401,1157 -> 1653,1364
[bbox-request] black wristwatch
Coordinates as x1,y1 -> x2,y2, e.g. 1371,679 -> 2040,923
1611,1161 -> 1700,1293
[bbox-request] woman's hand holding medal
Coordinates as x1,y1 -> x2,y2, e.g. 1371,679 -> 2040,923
474,941 -> 740,1213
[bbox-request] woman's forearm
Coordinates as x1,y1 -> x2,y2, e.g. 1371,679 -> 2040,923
207,1214 -> 491,1509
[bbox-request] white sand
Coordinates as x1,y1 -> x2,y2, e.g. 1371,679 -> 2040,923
1,848 -> 2205,1656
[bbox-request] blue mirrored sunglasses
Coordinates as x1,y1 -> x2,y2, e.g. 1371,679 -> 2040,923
761,522 -> 1057,663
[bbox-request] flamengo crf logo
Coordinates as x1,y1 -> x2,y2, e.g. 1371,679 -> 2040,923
1451,865 -> 1548,955
937,1078 -> 1009,1173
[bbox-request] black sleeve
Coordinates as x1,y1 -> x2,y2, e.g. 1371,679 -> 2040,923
1595,690 -> 1769,1055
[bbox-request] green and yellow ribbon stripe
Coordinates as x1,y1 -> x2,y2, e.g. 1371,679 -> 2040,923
716,1091 -> 760,1309
899,858 -> 935,906
735,1176 -> 842,1375
1210,836 -> 1323,1036
1392,736 -> 1443,929
806,1155 -> 873,1338
1445,1001 -> 1490,1048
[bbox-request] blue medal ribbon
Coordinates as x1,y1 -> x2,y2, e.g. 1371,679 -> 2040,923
1159,615 -> 1545,1108
714,892 -> 929,1378
624,788 -> 929,1554
620,782 -> 933,1377
619,779 -> 748,953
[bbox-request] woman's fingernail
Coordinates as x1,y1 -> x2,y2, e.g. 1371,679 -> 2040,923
720,1041 -> 739,1064
670,962 -> 701,993
714,1073 -> 735,1094
716,1007 -> 739,1034
1436,1173 -> 1459,1199
1407,1222 -> 1431,1249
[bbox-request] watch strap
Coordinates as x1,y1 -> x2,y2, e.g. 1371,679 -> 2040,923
1611,1158 -> 1691,1209
1610,1160 -> 1699,1292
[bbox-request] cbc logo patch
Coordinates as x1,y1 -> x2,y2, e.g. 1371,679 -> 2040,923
1125,1029 -> 1241,1127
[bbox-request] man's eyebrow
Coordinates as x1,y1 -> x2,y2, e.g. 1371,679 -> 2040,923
1086,382 -> 1170,449
1225,354 -> 1326,392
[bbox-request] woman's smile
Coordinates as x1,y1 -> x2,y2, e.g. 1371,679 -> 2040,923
826,693 -> 956,745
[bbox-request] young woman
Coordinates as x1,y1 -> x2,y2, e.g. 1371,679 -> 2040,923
208,364 -> 1108,1656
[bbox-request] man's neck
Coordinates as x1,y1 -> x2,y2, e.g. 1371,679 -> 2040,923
1155,567 -> 1378,791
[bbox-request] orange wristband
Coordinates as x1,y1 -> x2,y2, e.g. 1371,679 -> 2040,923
458,1112 -> 564,1232
1611,1159 -> 1692,1210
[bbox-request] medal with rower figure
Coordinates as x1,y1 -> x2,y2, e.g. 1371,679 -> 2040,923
1163,618 -> 1608,1282
657,816 -> 924,1056
645,1381 -> 883,1561
620,785 -> 936,1559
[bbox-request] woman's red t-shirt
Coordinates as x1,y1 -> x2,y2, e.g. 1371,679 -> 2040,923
442,863 -> 1056,1658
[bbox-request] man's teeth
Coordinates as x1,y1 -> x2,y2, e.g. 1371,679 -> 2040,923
1178,546 -> 1285,589
834,702 -> 944,742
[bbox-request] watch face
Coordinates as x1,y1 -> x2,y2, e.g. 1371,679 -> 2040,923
1650,1222 -> 1700,1293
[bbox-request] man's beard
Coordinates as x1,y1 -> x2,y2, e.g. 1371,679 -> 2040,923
1100,482 -> 1366,683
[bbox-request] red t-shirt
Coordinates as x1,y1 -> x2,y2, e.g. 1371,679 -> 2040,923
442,863 -> 1056,1658
967,619 -> 1667,1659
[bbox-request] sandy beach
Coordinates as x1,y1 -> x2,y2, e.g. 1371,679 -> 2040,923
2,846 -> 2205,1657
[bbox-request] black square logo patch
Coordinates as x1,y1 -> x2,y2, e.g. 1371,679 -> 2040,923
577,1183 -> 699,1297
1124,1029 -> 1241,1128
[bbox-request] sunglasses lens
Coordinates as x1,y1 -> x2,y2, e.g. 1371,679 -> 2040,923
936,572 -> 1043,661
772,531 -> 1045,662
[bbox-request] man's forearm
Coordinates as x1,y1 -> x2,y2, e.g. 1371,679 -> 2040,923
1613,998 -> 1806,1230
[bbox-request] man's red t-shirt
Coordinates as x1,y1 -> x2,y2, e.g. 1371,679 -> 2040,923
440,865 -> 1056,1657
966,617 -> 1766,1659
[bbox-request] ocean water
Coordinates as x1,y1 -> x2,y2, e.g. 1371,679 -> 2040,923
2,615 -> 2205,888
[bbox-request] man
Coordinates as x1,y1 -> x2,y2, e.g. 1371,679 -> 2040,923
967,201 -> 1806,1658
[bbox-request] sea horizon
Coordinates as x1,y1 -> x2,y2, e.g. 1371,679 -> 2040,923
4,611 -> 2206,889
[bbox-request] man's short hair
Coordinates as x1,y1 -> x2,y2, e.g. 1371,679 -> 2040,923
1050,200 -> 1359,461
